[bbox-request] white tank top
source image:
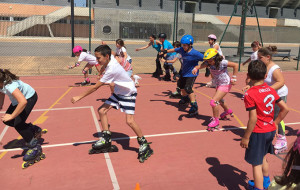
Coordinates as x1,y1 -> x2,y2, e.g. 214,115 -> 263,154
265,65 -> 288,97
211,43 -> 223,57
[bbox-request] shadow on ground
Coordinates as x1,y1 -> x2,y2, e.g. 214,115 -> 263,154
206,157 -> 248,190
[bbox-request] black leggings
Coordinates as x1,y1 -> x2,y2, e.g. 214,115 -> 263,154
155,53 -> 162,73
3,93 -> 37,143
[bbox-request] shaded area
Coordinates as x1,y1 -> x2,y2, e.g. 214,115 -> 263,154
229,91 -> 244,99
285,125 -> 299,137
74,131 -> 138,153
223,125 -> 245,141
206,157 -> 248,190
2,138 -> 48,159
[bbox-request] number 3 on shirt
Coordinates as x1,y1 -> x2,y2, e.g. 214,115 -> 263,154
263,94 -> 275,115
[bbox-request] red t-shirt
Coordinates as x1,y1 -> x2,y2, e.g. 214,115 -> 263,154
244,83 -> 281,133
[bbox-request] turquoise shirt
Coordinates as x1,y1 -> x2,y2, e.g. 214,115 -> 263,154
0,80 -> 36,106
152,40 -> 161,52
162,40 -> 176,57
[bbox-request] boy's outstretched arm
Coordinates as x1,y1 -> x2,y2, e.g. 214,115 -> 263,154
71,81 -> 104,103
241,109 -> 257,149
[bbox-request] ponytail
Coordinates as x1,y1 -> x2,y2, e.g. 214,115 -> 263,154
214,54 -> 224,70
258,46 -> 277,59
0,69 -> 19,85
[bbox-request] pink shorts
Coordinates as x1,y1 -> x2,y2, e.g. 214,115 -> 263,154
216,85 -> 232,93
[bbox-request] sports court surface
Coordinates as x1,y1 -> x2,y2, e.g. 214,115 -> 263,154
0,71 -> 299,190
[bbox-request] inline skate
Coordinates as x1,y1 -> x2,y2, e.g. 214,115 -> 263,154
89,131 -> 118,154
22,138 -> 45,169
188,102 -> 198,117
137,137 -> 153,163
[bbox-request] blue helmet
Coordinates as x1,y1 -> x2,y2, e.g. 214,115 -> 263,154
180,35 -> 194,45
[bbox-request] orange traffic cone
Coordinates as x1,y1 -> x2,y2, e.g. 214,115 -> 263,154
135,183 -> 140,190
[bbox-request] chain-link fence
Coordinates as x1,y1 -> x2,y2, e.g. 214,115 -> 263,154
0,3 -> 299,76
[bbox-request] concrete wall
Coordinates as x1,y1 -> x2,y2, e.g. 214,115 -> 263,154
94,7 -> 193,40
1,0 -> 299,19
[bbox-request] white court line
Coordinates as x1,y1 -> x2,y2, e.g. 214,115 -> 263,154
2,121 -> 300,153
0,125 -> 9,142
90,106 -> 120,190
0,106 -> 92,114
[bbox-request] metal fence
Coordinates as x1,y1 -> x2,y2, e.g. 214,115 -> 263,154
0,6 -> 299,76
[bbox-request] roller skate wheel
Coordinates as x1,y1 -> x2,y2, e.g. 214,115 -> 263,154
22,161 -> 33,169
35,156 -> 41,163
274,150 -> 278,155
40,153 -> 46,160
42,129 -> 48,134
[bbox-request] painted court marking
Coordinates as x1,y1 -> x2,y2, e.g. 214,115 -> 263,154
90,106 -> 120,190
1,122 -> 300,153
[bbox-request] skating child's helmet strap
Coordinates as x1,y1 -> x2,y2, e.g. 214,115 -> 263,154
293,130 -> 300,153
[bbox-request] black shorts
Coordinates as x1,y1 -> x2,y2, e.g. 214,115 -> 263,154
177,76 -> 197,94
245,130 -> 276,166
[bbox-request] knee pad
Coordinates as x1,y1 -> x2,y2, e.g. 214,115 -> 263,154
184,86 -> 193,94
219,99 -> 225,104
82,69 -> 87,74
210,99 -> 219,107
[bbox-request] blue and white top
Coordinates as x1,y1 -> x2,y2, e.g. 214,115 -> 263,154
0,80 -> 36,106
175,47 -> 204,77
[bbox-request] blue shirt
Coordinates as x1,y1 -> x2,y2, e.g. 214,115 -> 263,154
152,40 -> 161,52
162,40 -> 176,57
175,47 -> 204,77
0,80 -> 36,106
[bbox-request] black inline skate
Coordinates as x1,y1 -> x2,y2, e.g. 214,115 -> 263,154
80,80 -> 91,86
22,138 -> 45,169
29,123 -> 47,139
179,96 -> 190,105
188,102 -> 198,116
137,137 -> 153,163
169,87 -> 182,99
89,131 -> 118,154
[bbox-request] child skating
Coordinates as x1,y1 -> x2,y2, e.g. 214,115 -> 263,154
115,39 -> 141,86
241,60 -> 289,190
193,48 -> 238,131
158,33 -> 179,81
243,46 -> 289,154
69,46 -> 102,86
135,34 -> 163,78
241,41 -> 261,100
71,45 -> 153,163
205,34 -> 224,88
0,69 -> 47,169
163,35 -> 203,116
